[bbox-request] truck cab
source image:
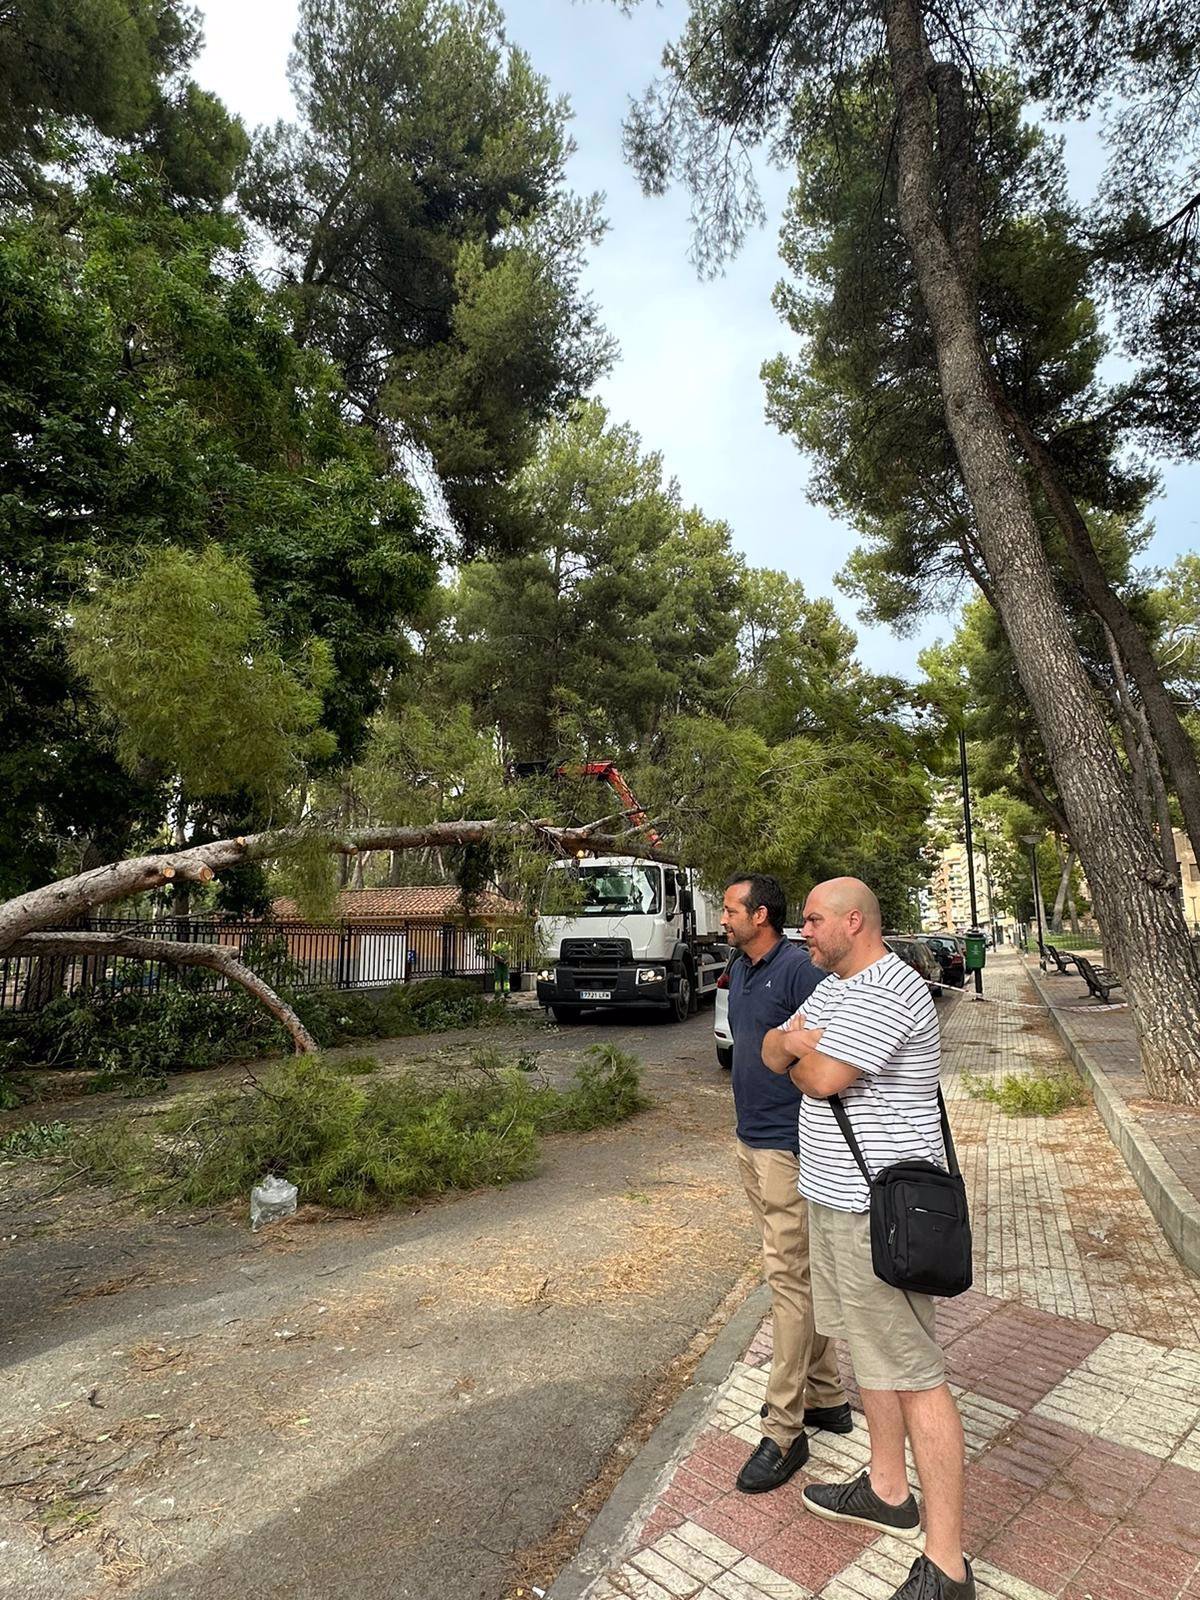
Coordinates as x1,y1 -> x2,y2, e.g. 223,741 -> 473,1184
535,855 -> 726,1022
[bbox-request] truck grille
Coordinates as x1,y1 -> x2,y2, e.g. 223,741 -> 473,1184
561,938 -> 632,963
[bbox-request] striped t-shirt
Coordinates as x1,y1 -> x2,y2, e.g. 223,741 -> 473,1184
788,951 -> 944,1213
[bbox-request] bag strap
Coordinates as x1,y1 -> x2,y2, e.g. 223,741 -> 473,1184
827,1086 -> 959,1181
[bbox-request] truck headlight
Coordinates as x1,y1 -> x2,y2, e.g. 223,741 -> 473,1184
536,968 -> 555,983
636,967 -> 663,984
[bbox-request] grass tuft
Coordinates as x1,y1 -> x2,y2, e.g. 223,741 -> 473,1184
962,1066 -> 1088,1116
0,1120 -> 72,1159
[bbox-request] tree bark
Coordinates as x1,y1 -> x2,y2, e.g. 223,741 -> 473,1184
0,819 -> 670,955
171,799 -> 191,926
10,932 -> 318,1054
1104,621 -> 1180,882
885,0 -> 1200,1103
1001,400 -> 1200,869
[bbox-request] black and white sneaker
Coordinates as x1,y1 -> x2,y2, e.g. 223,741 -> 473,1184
889,1555 -> 976,1599
802,1469 -> 921,1537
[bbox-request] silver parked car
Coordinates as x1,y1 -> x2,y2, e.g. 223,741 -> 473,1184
714,930 -> 807,1069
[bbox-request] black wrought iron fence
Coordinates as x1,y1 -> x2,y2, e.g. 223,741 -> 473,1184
0,918 -> 533,1012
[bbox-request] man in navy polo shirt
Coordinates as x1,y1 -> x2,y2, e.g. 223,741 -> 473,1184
721,872 -> 850,1493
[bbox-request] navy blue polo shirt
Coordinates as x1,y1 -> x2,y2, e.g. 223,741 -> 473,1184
728,937 -> 825,1151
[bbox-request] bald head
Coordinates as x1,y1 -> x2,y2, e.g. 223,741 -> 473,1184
802,877 -> 887,976
816,877 -> 882,929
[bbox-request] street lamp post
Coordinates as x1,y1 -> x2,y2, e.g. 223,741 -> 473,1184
959,727 -> 984,995
1021,834 -> 1046,970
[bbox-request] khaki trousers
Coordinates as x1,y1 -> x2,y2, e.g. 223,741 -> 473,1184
736,1140 -> 845,1449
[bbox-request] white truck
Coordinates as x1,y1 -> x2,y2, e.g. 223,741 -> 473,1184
534,855 -> 727,1022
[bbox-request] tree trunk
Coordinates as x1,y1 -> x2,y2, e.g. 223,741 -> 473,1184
885,0 -> 1200,1102
1067,879 -> 1081,935
171,800 -> 191,925
0,818 -> 668,953
1002,401 -> 1200,871
1105,622 -> 1180,883
1050,842 -> 1074,933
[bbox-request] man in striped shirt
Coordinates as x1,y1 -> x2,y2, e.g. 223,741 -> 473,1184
762,877 -> 974,1600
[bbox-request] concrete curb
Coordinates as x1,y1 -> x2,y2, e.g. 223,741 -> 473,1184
546,1282 -> 771,1600
1026,962 -> 1200,1279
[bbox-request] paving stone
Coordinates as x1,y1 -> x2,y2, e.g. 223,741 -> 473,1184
591,1570 -> 675,1600
630,1547 -> 710,1596
1125,1461 -> 1200,1556
709,1566 -> 810,1600
646,1531 -> 729,1586
672,1521 -> 745,1570
725,1556 -> 812,1598
639,1504 -> 686,1546
753,1513 -> 873,1593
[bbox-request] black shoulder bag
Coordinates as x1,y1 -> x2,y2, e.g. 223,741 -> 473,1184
827,1089 -> 973,1298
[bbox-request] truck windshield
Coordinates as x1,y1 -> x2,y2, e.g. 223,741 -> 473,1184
546,864 -> 662,916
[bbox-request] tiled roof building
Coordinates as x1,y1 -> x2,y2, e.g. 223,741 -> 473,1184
270,887 -> 520,922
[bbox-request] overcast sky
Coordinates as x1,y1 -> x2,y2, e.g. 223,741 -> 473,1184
193,0 -> 1200,680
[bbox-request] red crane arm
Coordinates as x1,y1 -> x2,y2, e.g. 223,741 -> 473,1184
557,761 -> 661,845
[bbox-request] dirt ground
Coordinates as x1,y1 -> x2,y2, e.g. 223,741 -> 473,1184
0,1008 -> 759,1600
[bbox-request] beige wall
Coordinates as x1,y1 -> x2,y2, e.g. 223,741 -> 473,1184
1174,830 -> 1200,929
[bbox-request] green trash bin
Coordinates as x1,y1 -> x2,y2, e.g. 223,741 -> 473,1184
964,928 -> 987,972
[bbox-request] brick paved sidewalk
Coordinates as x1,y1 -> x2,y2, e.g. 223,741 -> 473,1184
570,954 -> 1200,1600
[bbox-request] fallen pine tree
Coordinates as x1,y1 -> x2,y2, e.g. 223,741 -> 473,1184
0,819 -> 668,1054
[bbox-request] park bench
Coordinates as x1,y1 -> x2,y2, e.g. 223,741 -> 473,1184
1042,943 -> 1081,975
1073,953 -> 1124,1004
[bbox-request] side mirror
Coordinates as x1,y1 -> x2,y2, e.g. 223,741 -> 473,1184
679,889 -> 694,914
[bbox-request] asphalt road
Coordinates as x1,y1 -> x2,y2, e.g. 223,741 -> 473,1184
0,1007 -> 760,1600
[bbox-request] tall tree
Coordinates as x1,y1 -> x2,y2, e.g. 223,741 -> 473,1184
242,0 -> 613,549
428,401 -> 743,760
0,168 -> 434,897
623,1 -> 1200,1101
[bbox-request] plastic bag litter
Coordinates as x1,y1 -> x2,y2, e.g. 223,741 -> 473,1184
250,1174 -> 298,1231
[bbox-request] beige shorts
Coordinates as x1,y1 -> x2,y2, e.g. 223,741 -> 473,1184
808,1200 -> 946,1392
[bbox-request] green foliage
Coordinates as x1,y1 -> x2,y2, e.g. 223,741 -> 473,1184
2,984 -> 282,1079
433,400 -> 743,760
633,713 -> 931,926
0,167 -> 434,896
242,0 -> 612,547
762,75 -> 1150,636
0,975 -> 507,1088
70,547 -> 336,802
0,1121 -> 71,1160
74,1044 -> 647,1211
293,978 -> 493,1044
962,1066 -> 1088,1116
0,1 -> 246,206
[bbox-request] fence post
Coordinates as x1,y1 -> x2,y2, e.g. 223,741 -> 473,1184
336,923 -> 349,990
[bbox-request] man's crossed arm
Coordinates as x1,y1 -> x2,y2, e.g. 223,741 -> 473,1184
761,1014 -> 861,1098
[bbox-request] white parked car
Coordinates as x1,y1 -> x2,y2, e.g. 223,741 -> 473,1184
714,972 -> 734,1069
714,930 -> 806,1070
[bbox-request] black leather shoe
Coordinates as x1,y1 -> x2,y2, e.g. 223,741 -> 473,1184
759,1401 -> 854,1435
803,1402 -> 854,1434
735,1433 -> 809,1494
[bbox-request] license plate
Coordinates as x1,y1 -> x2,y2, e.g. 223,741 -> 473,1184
580,990 -> 612,1000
